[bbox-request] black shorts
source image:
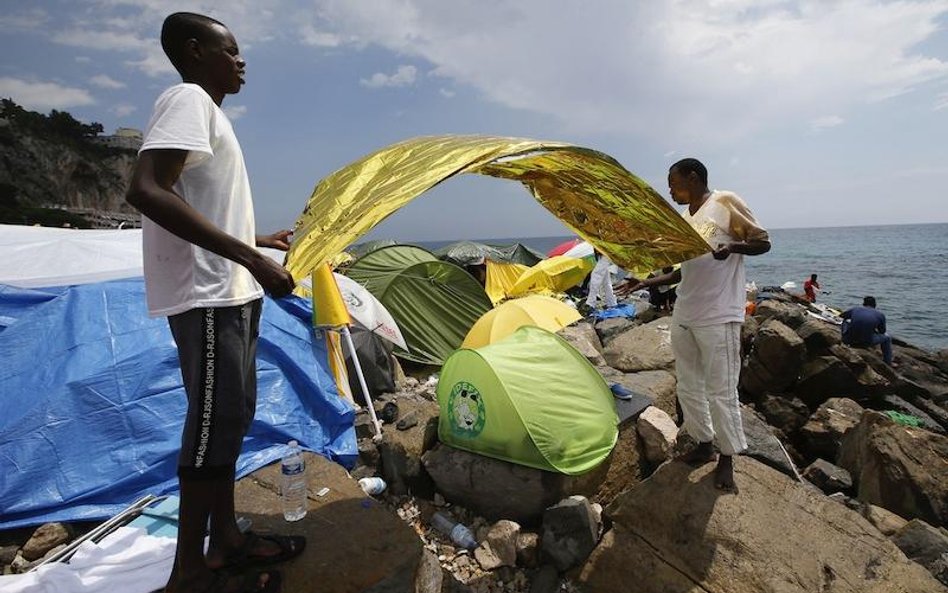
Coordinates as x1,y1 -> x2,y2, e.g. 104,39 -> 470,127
168,299 -> 262,479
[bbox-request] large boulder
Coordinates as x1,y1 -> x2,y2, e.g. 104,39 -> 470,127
592,413 -> 648,506
740,319 -> 806,396
741,406 -> 799,479
378,396 -> 440,496
234,452 -> 423,593
754,394 -> 810,434
799,397 -> 865,462
597,366 -> 678,422
602,318 -> 675,372
577,457 -> 945,593
892,519 -> 948,585
795,318 -> 842,354
557,321 -> 605,366
421,444 -> 606,524
838,411 -> 948,526
594,316 -> 640,346
795,356 -> 867,408
753,299 -> 807,329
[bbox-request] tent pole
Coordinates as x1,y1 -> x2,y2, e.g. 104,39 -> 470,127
340,325 -> 383,441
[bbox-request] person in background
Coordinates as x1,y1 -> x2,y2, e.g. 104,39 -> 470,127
618,158 -> 770,491
583,250 -> 618,312
804,273 -> 820,302
841,296 -> 895,366
648,265 -> 678,312
126,12 -> 303,593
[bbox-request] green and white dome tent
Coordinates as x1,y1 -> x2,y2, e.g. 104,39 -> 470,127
437,325 -> 618,475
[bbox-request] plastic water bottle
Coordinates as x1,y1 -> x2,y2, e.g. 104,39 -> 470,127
431,511 -> 477,550
281,440 -> 307,522
358,477 -> 387,495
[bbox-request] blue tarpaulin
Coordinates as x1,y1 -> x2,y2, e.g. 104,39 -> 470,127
0,279 -> 357,529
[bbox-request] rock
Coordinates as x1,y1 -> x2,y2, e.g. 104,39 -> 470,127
355,409 -> 379,439
541,496 -> 601,572
754,394 -> 810,434
396,411 -> 419,431
862,504 -> 909,536
602,318 -> 674,372
881,395 -> 946,434
10,553 -> 31,574
741,406 -> 799,479
740,319 -> 806,396
838,411 -> 948,526
21,523 -> 70,562
529,564 -> 560,593
0,545 -> 18,566
754,299 -> 807,329
594,316 -> 639,346
593,415 -> 648,506
740,315 -> 759,353
636,406 -> 678,465
578,457 -> 945,593
558,322 -> 605,366
379,397 -> 440,496
795,356 -> 865,408
474,520 -> 519,570
892,519 -> 948,585
800,397 -> 865,462
234,451 -> 423,593
803,458 -> 853,494
516,532 -> 540,569
597,366 -> 677,422
795,318 -> 842,353
413,549 -> 444,593
358,437 -> 381,468
422,444 -> 605,523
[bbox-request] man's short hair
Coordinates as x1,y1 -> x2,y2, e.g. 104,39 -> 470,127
161,12 -> 224,73
670,158 -> 708,185
863,296 -> 876,307
811,274 -> 818,280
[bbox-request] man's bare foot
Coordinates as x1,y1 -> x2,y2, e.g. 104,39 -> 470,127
677,441 -> 716,466
714,455 -> 737,492
165,568 -> 280,593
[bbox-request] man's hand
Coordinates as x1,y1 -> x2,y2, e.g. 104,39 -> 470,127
712,244 -> 732,260
248,253 -> 295,298
257,229 -> 293,251
615,278 -> 646,297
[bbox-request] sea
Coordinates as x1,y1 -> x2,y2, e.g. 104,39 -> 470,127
417,223 -> 948,352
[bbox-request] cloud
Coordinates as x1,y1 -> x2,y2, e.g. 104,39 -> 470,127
810,115 -> 844,132
224,105 -> 248,120
299,24 -> 344,47
90,74 -> 126,89
307,0 -> 948,143
75,56 -> 91,64
111,103 -> 137,117
0,77 -> 95,111
0,8 -> 48,31
360,65 -> 418,89
53,29 -> 149,52
935,92 -> 948,111
439,88 -> 455,98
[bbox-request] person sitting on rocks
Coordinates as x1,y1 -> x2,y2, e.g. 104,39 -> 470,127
841,296 -> 895,366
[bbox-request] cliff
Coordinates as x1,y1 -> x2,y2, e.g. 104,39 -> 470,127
0,101 -> 139,228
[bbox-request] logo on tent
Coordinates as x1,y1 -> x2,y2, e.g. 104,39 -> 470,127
448,381 -> 485,438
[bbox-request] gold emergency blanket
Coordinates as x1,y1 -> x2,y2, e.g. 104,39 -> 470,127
286,135 -> 709,280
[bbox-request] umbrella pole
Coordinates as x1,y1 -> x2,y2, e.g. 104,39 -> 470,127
340,325 -> 383,441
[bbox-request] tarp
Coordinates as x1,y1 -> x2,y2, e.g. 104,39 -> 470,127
548,238 -> 582,257
435,241 -> 544,267
286,135 -> 710,280
509,256 -> 595,297
0,279 -> 356,529
345,245 -> 492,365
437,326 -> 617,475
484,260 -> 529,305
462,295 -> 581,348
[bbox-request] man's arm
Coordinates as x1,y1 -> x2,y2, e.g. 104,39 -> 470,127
712,238 -> 771,260
877,312 -> 887,335
126,149 -> 295,297
616,268 -> 682,296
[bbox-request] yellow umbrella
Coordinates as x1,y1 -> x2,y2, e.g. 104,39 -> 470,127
508,256 -> 595,297
462,295 -> 582,348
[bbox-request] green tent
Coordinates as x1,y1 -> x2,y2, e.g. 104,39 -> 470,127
435,241 -> 545,267
345,244 -> 493,365
437,326 -> 618,475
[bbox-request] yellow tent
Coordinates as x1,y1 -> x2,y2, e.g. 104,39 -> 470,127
286,135 -> 709,282
462,295 -> 582,348
508,256 -> 595,297
485,260 -> 529,304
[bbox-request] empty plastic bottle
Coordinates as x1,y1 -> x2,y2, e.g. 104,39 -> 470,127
281,440 -> 307,522
358,476 -> 387,495
431,511 -> 477,550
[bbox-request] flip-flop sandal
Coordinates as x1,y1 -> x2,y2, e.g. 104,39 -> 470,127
216,531 -> 306,569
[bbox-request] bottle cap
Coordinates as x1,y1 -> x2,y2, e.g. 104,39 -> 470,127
288,439 -> 298,447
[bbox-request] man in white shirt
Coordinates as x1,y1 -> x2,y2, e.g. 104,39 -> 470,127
126,12 -> 301,593
619,158 -> 770,491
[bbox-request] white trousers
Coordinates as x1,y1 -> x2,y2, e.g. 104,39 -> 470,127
671,321 -> 747,455
585,256 -> 617,308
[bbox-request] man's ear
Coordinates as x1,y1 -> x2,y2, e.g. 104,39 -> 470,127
185,37 -> 202,62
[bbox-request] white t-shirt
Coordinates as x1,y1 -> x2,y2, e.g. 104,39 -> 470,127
673,190 -> 768,327
139,83 -> 263,317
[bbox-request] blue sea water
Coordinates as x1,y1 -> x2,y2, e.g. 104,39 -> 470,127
417,223 -> 948,351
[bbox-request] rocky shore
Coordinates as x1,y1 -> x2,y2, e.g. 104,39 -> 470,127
4,292 -> 947,592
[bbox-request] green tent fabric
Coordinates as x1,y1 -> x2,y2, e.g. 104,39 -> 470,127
435,241 -> 545,267
345,244 -> 493,365
347,239 -> 400,260
437,326 -> 618,475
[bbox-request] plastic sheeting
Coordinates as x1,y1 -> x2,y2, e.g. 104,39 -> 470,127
0,279 -> 356,530
286,135 -> 710,280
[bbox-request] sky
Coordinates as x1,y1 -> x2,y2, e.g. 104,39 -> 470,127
1,0 -> 947,241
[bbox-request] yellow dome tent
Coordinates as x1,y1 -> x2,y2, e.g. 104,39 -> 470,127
508,256 -> 595,297
462,295 -> 582,349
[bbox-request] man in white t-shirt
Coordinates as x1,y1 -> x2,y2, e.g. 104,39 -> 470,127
619,158 -> 770,491
126,12 -> 301,593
